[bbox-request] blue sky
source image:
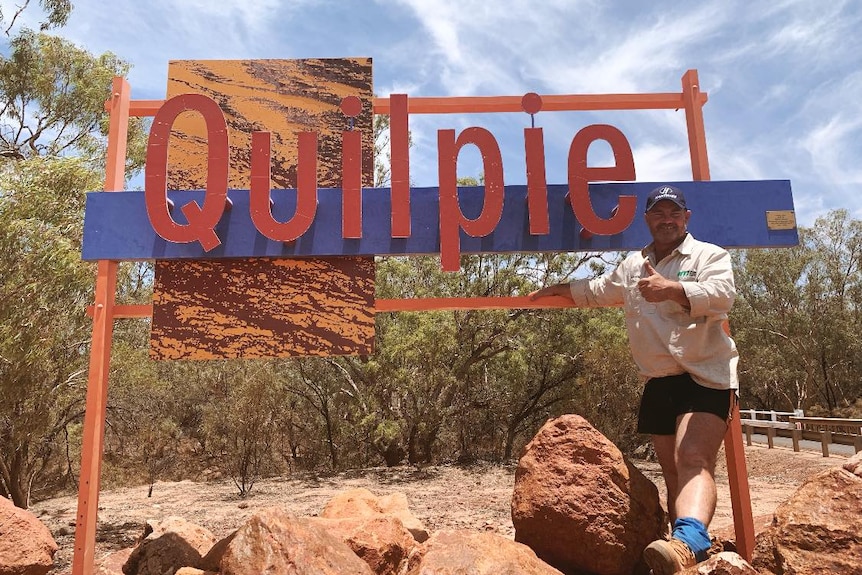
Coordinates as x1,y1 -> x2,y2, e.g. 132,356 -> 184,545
4,0 -> 860,227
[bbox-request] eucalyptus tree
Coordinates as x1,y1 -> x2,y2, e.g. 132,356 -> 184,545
0,157 -> 98,507
0,30 -> 148,171
0,26 -> 147,506
731,209 -> 862,414
331,249 -> 638,466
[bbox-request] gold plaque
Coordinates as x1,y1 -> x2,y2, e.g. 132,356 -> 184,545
766,210 -> 796,231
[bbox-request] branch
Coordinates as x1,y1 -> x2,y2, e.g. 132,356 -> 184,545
749,327 -> 790,340
4,0 -> 32,36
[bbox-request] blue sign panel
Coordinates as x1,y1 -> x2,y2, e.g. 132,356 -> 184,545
82,180 -> 796,261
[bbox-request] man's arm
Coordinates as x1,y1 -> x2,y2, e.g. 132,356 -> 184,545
638,250 -> 736,317
681,249 -> 736,317
529,262 -> 628,308
529,283 -> 574,301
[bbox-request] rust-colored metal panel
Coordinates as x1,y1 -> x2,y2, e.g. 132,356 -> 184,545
164,58 -> 374,189
151,58 -> 375,359
151,257 -> 375,359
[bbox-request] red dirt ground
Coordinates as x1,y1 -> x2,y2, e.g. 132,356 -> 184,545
30,443 -> 847,573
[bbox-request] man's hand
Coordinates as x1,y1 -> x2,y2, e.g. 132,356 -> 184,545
637,261 -> 689,307
528,283 -> 572,301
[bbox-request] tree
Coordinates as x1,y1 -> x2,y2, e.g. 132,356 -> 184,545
731,244 -> 811,409
0,157 -> 99,507
732,210 -> 862,415
273,358 -> 364,471
0,30 -> 147,170
0,27 -> 147,506
197,361 -> 283,496
570,308 -> 643,452
373,112 -> 391,187
469,252 -> 640,459
334,250 -> 637,466
0,0 -> 71,35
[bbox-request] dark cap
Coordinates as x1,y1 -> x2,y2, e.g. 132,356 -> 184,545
645,185 -> 687,212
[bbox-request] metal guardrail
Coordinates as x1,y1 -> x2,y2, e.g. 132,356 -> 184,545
740,409 -> 862,457
789,416 -> 862,456
740,408 -> 803,423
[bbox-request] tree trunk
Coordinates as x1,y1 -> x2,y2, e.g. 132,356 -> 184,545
504,425 -> 518,461
323,405 -> 339,470
6,455 -> 30,508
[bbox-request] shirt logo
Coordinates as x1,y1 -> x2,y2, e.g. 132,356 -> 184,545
677,270 -> 696,280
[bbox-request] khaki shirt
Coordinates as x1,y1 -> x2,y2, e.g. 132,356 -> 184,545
568,233 -> 738,390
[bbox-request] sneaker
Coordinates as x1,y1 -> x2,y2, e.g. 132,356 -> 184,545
643,538 -> 698,574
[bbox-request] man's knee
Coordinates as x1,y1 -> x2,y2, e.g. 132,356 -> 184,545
675,443 -> 717,471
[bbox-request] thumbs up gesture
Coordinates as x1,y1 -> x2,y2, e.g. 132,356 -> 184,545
642,260 -> 659,279
637,260 -> 672,302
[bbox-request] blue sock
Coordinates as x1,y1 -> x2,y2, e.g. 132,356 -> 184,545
671,517 -> 711,561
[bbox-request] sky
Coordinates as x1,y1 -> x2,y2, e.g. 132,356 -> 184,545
3,0 -> 860,227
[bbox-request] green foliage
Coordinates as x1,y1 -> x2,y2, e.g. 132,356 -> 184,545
0,156 -> 99,507
0,30 -> 148,171
0,0 -> 71,35
373,112 -> 391,187
198,362 -> 284,496
372,104 -> 414,188
0,22 -> 151,507
571,309 -> 642,452
732,209 -> 862,414
332,252 -> 639,466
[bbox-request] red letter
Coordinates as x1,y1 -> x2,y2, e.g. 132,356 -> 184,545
524,128 -> 549,234
522,92 -> 549,235
390,94 -> 411,237
438,127 -> 504,272
567,124 -> 637,235
249,131 -> 318,242
145,93 -> 229,251
341,96 -> 363,238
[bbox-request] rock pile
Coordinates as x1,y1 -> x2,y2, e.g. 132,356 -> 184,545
3,417 -> 859,575
751,450 -> 862,574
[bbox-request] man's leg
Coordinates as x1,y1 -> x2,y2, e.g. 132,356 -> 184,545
651,412 -> 727,524
645,411 -> 728,574
673,411 -> 727,525
651,433 -> 678,523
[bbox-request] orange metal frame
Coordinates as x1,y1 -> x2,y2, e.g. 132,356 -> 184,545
72,69 -> 754,574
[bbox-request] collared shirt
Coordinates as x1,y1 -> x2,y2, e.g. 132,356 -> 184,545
568,233 -> 738,390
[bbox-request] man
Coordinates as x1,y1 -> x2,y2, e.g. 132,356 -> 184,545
530,184 -> 738,574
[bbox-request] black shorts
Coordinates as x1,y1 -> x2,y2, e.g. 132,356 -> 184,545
637,373 -> 733,435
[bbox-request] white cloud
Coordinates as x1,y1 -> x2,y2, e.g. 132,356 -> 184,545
761,1 -> 855,57
631,142 -> 695,183
163,0 -> 286,30
525,3 -> 729,94
803,115 -> 862,185
389,0 -> 598,94
771,68 -> 862,222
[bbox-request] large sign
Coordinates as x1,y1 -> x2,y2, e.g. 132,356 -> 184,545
143,59 -> 376,359
79,59 -> 797,359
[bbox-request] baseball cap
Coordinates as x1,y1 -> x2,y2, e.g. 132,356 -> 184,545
645,185 -> 687,212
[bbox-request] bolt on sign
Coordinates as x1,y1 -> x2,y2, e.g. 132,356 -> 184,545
81,60 -> 798,360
